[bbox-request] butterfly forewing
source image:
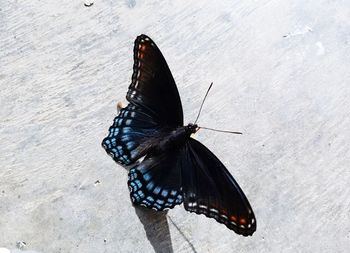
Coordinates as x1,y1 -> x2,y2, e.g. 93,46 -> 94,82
127,34 -> 183,127
183,138 -> 256,236
102,34 -> 184,165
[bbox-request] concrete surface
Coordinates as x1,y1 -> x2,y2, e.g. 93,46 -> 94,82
1,0 -> 349,252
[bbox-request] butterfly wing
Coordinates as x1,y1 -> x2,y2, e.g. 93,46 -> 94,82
127,151 -> 184,211
127,34 -> 183,128
102,103 -> 161,165
102,34 -> 183,165
182,138 -> 256,236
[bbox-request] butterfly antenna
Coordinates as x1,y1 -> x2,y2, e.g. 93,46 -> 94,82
199,126 -> 242,135
194,82 -> 213,124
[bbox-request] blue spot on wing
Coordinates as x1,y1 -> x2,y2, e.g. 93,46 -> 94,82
143,172 -> 151,181
146,181 -> 155,191
153,186 -> 161,194
147,196 -> 154,202
126,141 -> 137,150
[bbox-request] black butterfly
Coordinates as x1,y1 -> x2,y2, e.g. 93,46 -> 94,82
102,34 -> 256,236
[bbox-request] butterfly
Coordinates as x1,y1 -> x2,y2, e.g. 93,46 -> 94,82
102,34 -> 256,236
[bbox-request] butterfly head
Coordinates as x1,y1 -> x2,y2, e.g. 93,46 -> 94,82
186,123 -> 198,134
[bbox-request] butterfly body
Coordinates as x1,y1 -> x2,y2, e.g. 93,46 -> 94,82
153,123 -> 198,154
102,34 -> 256,236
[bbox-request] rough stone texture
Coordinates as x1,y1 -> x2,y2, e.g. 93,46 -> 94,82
1,0 -> 349,252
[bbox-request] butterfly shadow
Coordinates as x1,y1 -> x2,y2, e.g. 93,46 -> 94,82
134,206 -> 174,253
120,162 -> 173,253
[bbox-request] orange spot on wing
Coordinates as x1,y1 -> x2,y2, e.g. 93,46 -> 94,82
230,215 -> 237,222
240,218 -> 246,224
140,44 -> 146,51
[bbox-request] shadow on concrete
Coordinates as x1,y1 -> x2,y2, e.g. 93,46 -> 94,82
123,162 -> 196,252
167,216 -> 198,253
135,207 -> 174,253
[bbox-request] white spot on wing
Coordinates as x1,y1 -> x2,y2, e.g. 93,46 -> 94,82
220,214 -> 228,220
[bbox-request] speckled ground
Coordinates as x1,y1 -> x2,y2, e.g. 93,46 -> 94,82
1,0 -> 349,252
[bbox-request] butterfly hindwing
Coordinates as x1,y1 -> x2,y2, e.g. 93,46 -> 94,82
182,138 -> 256,236
127,151 -> 184,211
127,34 -> 183,127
